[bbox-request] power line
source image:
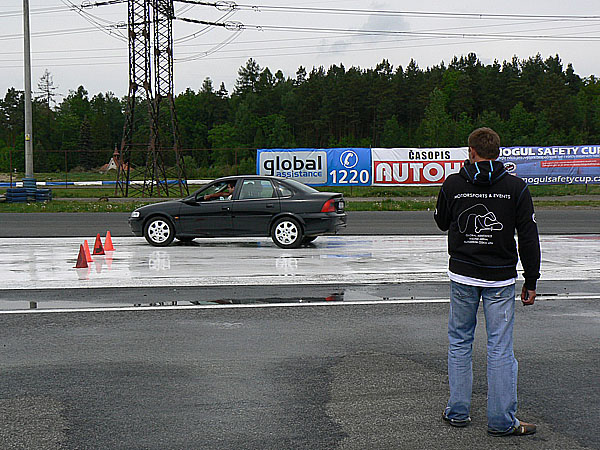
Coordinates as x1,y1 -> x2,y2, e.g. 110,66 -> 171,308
0,33 -> 362,56
173,1 -> 600,21
1,28 -> 596,70
175,16 -> 600,41
175,8 -> 237,43
0,5 -> 72,18
176,29 -> 243,61
1,16 -> 598,45
1,19 -> 599,65
80,0 -> 127,6
61,0 -> 127,42
0,26 -> 123,41
0,13 -> 591,52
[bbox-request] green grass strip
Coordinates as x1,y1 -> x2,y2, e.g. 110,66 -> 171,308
1,198 -> 598,213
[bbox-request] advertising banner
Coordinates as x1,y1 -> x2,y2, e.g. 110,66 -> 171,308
371,148 -> 468,186
257,148 -> 372,186
257,145 -> 600,187
498,146 -> 600,185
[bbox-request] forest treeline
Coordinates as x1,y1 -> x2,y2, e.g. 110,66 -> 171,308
1,53 -> 599,177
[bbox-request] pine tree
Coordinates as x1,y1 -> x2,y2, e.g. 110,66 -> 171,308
36,69 -> 58,108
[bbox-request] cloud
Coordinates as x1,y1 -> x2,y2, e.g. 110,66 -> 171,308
317,1 -> 409,67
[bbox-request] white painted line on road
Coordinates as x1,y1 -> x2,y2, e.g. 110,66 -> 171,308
2,295 -> 600,315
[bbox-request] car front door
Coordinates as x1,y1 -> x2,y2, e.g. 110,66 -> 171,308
177,181 -> 235,236
232,179 -> 281,235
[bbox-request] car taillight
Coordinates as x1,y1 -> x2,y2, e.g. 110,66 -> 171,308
321,199 -> 336,212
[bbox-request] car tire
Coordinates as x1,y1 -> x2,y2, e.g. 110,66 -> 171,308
144,216 -> 175,247
302,236 -> 318,244
272,217 -> 303,249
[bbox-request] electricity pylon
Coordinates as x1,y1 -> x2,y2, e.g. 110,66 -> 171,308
116,0 -> 187,197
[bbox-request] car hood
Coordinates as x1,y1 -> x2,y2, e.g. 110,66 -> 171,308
135,199 -> 183,215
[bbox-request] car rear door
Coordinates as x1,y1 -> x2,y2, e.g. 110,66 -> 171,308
232,179 -> 281,235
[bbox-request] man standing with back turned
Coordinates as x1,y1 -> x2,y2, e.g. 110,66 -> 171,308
434,127 -> 541,436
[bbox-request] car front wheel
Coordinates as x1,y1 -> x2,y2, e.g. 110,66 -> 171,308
144,217 -> 175,247
272,217 -> 303,249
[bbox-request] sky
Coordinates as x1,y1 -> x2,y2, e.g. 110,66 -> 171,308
1,0 -> 600,100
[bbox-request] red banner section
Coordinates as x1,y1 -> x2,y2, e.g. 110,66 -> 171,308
372,148 -> 468,186
540,159 -> 600,168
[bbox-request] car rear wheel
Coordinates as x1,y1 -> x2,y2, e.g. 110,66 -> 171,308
272,217 -> 303,249
144,217 -> 175,247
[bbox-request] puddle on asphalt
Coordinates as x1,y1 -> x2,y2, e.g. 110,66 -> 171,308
0,286 -> 582,312
0,289 -> 396,312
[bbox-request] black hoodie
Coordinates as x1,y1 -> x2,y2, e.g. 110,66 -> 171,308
434,160 -> 541,290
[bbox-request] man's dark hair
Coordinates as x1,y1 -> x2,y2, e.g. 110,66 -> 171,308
468,127 -> 500,159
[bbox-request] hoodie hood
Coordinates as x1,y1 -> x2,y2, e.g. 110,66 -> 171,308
460,159 -> 508,186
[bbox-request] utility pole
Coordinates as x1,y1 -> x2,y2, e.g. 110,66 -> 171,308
22,0 -> 35,190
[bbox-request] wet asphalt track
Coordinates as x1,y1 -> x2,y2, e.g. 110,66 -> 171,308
0,211 -> 598,449
0,209 -> 599,237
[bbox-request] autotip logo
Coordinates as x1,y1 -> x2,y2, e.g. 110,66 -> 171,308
504,161 -> 517,173
340,150 -> 359,169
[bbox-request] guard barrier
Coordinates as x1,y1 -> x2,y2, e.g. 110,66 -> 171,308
5,187 -> 52,203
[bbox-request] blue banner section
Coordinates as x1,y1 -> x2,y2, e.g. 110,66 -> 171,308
257,148 -> 372,186
326,148 -> 372,186
498,146 -> 600,185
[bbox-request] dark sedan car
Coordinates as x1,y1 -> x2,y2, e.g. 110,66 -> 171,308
128,175 -> 346,248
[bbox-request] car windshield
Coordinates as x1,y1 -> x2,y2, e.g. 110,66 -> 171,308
281,179 -> 319,193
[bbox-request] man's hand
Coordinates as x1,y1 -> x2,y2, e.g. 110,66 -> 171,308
521,285 -> 536,305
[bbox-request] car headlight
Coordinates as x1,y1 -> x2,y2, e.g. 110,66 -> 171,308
131,211 -> 140,218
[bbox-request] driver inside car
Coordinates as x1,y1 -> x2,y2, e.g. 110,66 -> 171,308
203,182 -> 235,201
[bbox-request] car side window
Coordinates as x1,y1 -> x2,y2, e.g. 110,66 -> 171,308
196,181 -> 234,201
275,181 -> 293,198
258,180 -> 276,198
239,180 -> 277,200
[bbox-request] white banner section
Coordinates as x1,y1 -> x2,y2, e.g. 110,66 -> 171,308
258,150 -> 328,185
372,147 -> 468,186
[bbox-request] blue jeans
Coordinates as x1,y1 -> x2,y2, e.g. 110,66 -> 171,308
445,281 -> 519,432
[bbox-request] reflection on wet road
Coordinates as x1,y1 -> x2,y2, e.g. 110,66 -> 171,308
1,236 -> 599,293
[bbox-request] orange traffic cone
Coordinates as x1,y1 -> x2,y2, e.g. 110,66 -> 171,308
104,230 -> 115,251
83,239 -> 93,262
93,233 -> 105,255
74,244 -> 88,268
